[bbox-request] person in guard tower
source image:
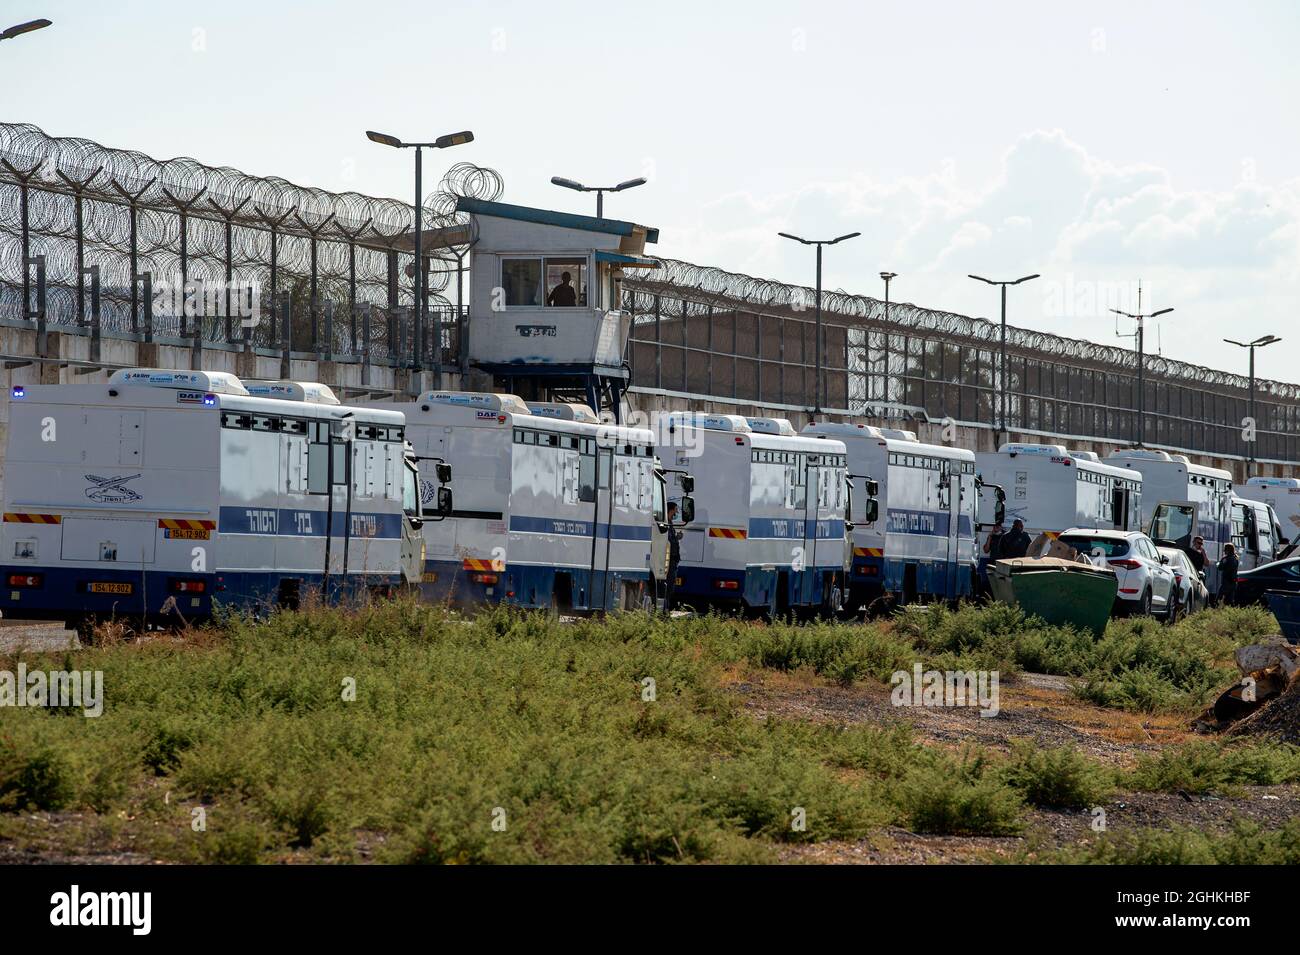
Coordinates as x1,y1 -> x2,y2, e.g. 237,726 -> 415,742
547,270 -> 577,307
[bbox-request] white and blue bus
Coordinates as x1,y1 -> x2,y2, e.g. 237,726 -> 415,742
0,369 -> 427,633
660,413 -> 849,617
367,392 -> 676,612
804,422 -> 977,608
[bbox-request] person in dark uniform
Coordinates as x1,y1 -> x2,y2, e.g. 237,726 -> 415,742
664,501 -> 682,612
997,518 -> 1031,559
547,271 -> 577,307
1188,536 -> 1207,574
1217,543 -> 1239,606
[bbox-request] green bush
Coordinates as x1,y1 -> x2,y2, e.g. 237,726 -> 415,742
897,749 -> 1024,836
998,740 -> 1113,809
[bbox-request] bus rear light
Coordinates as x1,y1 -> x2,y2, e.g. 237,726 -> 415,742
7,573 -> 42,588
169,579 -> 207,593
714,579 -> 739,590
471,572 -> 499,585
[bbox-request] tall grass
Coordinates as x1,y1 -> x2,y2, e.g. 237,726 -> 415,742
0,600 -> 1287,862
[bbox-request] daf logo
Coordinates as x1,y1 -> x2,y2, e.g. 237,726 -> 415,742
84,473 -> 143,504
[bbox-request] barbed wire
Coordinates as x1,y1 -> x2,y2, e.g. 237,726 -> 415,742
0,122 -> 503,350
625,257 -> 1298,402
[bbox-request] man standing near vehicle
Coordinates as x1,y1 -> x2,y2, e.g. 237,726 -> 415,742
1188,536 -> 1207,574
664,501 -> 682,612
997,518 -> 1031,560
1217,543 -> 1239,606
977,520 -> 1004,596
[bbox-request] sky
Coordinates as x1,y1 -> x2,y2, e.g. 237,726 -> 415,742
3,0 -> 1299,379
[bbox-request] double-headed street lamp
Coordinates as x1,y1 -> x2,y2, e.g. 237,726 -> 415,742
1224,334 -> 1281,464
0,18 -> 51,42
1110,303 -> 1174,447
366,129 -> 474,373
550,176 -> 646,218
968,273 -> 1039,438
779,230 -> 862,418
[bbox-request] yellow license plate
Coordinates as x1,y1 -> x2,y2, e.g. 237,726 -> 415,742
165,529 -> 211,540
87,582 -> 133,595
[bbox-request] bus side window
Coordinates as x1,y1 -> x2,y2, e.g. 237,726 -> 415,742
578,452 -> 596,503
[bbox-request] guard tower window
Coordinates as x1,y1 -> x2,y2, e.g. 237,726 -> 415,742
502,258 -> 543,306
500,257 -> 588,307
544,258 -> 587,307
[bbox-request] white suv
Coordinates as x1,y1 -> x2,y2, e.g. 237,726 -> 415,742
1057,529 -> 1178,619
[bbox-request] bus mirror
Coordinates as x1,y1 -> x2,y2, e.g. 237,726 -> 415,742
680,475 -> 695,494
435,463 -> 452,484
866,480 -> 879,497
865,499 -> 879,523
437,486 -> 453,516
680,496 -> 695,525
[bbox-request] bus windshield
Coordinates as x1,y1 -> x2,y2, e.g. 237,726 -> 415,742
1150,503 -> 1195,545
402,463 -> 419,517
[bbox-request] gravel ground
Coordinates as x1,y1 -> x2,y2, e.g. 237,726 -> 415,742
0,619 -> 77,653
733,671 -> 1184,764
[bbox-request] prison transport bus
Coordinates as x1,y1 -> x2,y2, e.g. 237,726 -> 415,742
975,443 -> 1143,541
0,369 -> 426,633
1105,449 -> 1236,590
802,421 -> 978,609
367,391 -> 678,612
1235,477 -> 1300,547
660,414 -> 849,617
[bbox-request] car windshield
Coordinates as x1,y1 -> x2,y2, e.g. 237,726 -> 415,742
1060,535 -> 1130,558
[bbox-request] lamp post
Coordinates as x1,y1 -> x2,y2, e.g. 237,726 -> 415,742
1110,303 -> 1174,447
0,18 -> 51,42
550,176 -> 646,218
779,231 -> 862,418
968,273 -> 1040,439
880,271 -> 897,323
1224,334 -> 1281,465
366,129 -> 474,374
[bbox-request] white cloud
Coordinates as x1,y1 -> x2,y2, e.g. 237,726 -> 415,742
658,129 -> 1300,373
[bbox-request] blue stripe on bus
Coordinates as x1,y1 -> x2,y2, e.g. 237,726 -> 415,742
884,509 -> 973,537
747,518 -> 847,539
507,515 -> 652,541
218,506 -> 403,539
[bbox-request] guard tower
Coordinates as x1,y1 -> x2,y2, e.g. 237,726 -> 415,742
456,197 -> 658,420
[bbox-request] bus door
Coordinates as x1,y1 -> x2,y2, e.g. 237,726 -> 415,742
800,458 -> 819,606
945,466 -> 962,598
586,444 -> 614,611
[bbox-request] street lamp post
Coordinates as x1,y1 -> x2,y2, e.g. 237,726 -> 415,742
0,18 -> 52,42
366,129 -> 474,375
880,272 -> 897,327
1110,304 -> 1174,447
969,273 -> 1040,439
550,176 -> 647,218
779,231 -> 862,418
1224,334 -> 1281,465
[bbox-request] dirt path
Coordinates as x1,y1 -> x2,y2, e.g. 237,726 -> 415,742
732,669 -> 1192,765
731,668 -> 1300,863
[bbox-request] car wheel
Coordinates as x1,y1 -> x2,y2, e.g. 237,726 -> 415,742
1165,592 -> 1180,625
1137,587 -> 1152,617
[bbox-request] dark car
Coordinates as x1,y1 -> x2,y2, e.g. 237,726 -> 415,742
1232,556 -> 1300,606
